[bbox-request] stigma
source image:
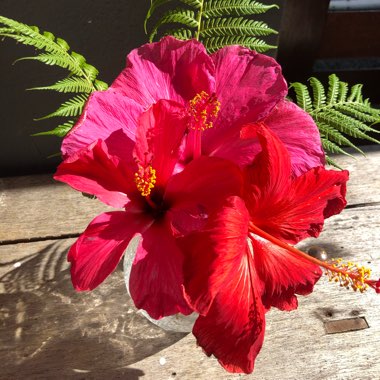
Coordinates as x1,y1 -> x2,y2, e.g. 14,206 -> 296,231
134,164 -> 157,197
188,91 -> 221,131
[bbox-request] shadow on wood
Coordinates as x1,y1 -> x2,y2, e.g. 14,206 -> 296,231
0,239 -> 186,379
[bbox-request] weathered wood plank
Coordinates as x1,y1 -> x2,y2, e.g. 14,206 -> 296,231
128,205 -> 380,379
0,239 -> 185,380
331,146 -> 380,207
1,147 -> 379,243
0,175 -> 111,243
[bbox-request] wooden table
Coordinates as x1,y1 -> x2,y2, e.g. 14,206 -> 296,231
1,147 -> 380,380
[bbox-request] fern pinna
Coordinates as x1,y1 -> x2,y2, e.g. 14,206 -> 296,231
290,74 -> 380,166
145,0 -> 278,53
0,15 -> 108,137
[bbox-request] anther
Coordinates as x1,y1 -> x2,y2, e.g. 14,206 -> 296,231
324,258 -> 372,292
134,165 -> 157,197
188,91 -> 221,131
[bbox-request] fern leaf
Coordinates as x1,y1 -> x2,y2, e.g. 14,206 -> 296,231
317,121 -> 364,154
29,77 -> 94,93
327,73 -> 339,105
165,28 -> 194,40
204,35 -> 275,53
288,83 -> 313,113
180,0 -> 202,7
149,8 -> 198,42
309,77 -> 326,109
32,120 -> 75,138
0,15 -> 108,137
318,110 -> 380,144
94,80 -> 109,91
145,0 -> 176,33
338,81 -> 349,103
200,18 -> 276,38
321,138 -> 355,159
325,155 -> 343,169
348,84 -> 363,103
36,95 -> 88,120
290,74 -> 380,161
14,54 -> 83,75
145,0 -> 278,53
203,0 -> 278,18
335,104 -> 380,125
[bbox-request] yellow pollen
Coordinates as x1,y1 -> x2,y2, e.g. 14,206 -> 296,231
189,91 -> 221,131
134,165 -> 157,197
325,258 -> 372,293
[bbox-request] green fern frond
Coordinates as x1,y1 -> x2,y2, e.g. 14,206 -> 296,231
290,74 -> 380,164
317,121 -> 364,155
309,77 -> 326,109
149,8 -> 198,42
288,82 -> 313,113
203,0 -> 278,17
204,35 -> 275,53
32,120 -> 75,138
29,77 -> 94,93
14,54 -> 84,74
145,0 -> 278,53
0,15 -> 108,137
165,27 -> 194,40
200,18 -> 276,38
36,95 -> 88,120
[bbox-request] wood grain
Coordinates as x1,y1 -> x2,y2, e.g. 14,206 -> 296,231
1,146 -> 379,244
0,175 -> 111,243
0,239 -> 185,380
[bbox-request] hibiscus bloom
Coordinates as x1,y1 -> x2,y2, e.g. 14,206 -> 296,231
180,125 -> 352,373
62,36 -> 324,175
54,100 -> 242,319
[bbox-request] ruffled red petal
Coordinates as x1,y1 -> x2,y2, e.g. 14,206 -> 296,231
244,125 -> 348,244
68,211 -> 151,291
129,220 -> 193,319
134,100 -> 188,187
251,234 -> 322,311
181,197 -> 266,374
55,137 -> 137,208
180,196 -> 250,314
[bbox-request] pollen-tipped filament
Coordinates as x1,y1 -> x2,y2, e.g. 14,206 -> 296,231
134,164 -> 156,197
249,223 -> 380,294
325,258 -> 373,292
189,91 -> 221,131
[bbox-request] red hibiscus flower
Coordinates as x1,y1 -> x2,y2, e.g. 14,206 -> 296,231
62,36 -> 324,175
54,100 -> 242,319
180,125 -> 350,373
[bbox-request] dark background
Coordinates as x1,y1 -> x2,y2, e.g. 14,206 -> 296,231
0,0 -> 283,177
1,1 -> 379,176
0,0 -> 151,176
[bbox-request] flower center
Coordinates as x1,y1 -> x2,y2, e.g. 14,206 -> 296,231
134,164 -> 156,197
189,91 -> 221,131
